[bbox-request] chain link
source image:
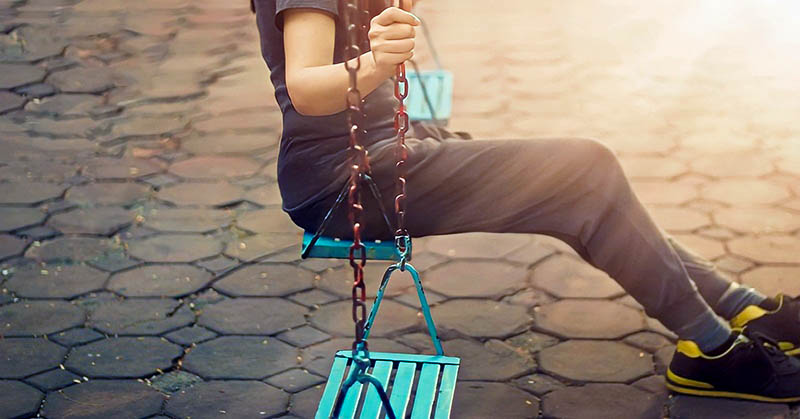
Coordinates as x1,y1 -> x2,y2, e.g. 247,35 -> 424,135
343,0 -> 369,352
393,62 -> 411,265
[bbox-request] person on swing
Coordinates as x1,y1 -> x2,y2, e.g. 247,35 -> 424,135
254,0 -> 800,402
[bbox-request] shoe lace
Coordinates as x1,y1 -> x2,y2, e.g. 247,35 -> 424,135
747,331 -> 799,375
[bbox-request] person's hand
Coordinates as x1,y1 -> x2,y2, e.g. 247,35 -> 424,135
368,0 -> 419,75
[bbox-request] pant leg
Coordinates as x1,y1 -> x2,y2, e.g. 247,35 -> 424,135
315,136 -> 729,345
667,236 -> 766,319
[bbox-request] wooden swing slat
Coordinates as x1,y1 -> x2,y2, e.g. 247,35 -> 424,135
410,363 -> 441,419
317,356 -> 349,419
434,364 -> 459,417
302,232 -> 400,261
389,362 -> 417,417
340,373 -> 366,419
360,360 -> 394,419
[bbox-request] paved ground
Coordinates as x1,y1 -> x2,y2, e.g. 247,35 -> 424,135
0,0 -> 799,418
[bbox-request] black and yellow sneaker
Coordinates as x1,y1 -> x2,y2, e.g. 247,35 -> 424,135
666,331 -> 800,402
731,294 -> 800,356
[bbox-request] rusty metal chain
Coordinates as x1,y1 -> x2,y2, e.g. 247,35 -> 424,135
343,0 -> 369,352
393,62 -> 411,266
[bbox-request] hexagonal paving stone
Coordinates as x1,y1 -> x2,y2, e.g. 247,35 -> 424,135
713,207 -> 800,234
107,264 -> 213,297
531,255 -> 624,299
25,94 -> 103,117
423,260 -> 528,299
741,266 -> 800,297
0,181 -> 66,204
0,63 -> 47,89
42,380 -> 164,419
671,234 -> 726,261
4,263 -> 108,298
47,67 -> 115,94
452,381 -> 539,418
669,394 -> 790,419
182,133 -> 278,154
65,337 -> 182,378
729,235 -> 800,264
620,156 -> 687,179
535,300 -> 645,339
89,299 -> 194,335
0,338 -> 67,378
166,380 -> 289,418
690,152 -> 775,178
1,25 -> 66,62
431,299 -> 531,338
198,297 -> 307,335
109,115 -> 189,140
447,338 -> 535,381
183,336 -> 298,380
539,340 -> 653,382
0,207 -> 46,232
157,182 -> 245,206
631,181 -> 698,205
426,232 -> 529,258
0,234 -> 27,260
701,180 -> 789,205
65,183 -> 151,206
316,262 -> 410,299
542,383 -> 663,419
243,182 -> 282,206
48,207 -> 133,235
223,232 -> 299,261
82,157 -> 164,180
0,300 -> 85,336
214,263 -> 314,297
170,156 -> 261,179
506,330 -> 560,354
310,299 -> 420,337
141,208 -> 234,233
0,380 -> 42,419
25,236 -> 122,263
649,207 -> 711,232
0,91 -> 25,113
237,208 -> 301,234
513,373 -> 565,396
128,234 -> 224,262
26,368 -> 81,391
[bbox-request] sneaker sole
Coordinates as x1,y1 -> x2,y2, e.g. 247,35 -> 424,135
666,381 -> 800,403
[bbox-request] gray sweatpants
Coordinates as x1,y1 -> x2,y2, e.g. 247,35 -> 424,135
292,133 -> 764,349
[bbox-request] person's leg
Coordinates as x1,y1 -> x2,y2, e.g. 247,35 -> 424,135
347,136 -> 732,352
666,236 -> 767,319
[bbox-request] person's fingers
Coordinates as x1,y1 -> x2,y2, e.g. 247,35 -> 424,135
376,38 -> 414,53
373,6 -> 419,26
379,50 -> 414,65
381,23 -> 415,40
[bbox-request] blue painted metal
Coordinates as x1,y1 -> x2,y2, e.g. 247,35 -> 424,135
316,356 -> 349,419
434,364 -> 459,417
301,231 -> 400,261
389,361 -> 417,417
411,363 -> 441,418
406,70 -> 453,123
360,360 -> 394,419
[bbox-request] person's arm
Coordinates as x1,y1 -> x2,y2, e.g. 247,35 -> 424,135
283,1 -> 418,116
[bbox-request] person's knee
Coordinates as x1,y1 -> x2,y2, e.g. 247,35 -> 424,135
563,137 -> 621,172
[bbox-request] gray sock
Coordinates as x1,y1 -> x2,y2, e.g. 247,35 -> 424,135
715,282 -> 767,320
674,311 -> 733,353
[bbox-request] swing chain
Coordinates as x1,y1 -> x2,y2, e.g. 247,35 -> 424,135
343,0 -> 369,352
394,61 -> 411,268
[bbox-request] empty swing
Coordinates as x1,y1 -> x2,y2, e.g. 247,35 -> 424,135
301,1 -> 460,418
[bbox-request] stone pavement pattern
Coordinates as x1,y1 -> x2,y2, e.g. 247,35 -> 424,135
0,0 -> 799,417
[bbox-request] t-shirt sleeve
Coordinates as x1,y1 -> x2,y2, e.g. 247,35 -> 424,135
275,0 -> 339,31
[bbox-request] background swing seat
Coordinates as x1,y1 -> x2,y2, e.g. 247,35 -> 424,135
302,231 -> 401,261
405,69 -> 453,125
316,351 -> 460,419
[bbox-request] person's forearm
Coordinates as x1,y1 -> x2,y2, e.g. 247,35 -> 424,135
286,51 -> 394,117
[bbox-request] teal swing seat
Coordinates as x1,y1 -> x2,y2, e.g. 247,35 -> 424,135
405,18 -> 453,126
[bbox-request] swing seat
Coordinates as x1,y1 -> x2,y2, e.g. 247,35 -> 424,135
316,351 -> 460,419
302,231 -> 400,261
406,70 -> 453,124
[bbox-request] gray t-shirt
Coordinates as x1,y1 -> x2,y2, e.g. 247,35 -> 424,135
254,0 -> 397,213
